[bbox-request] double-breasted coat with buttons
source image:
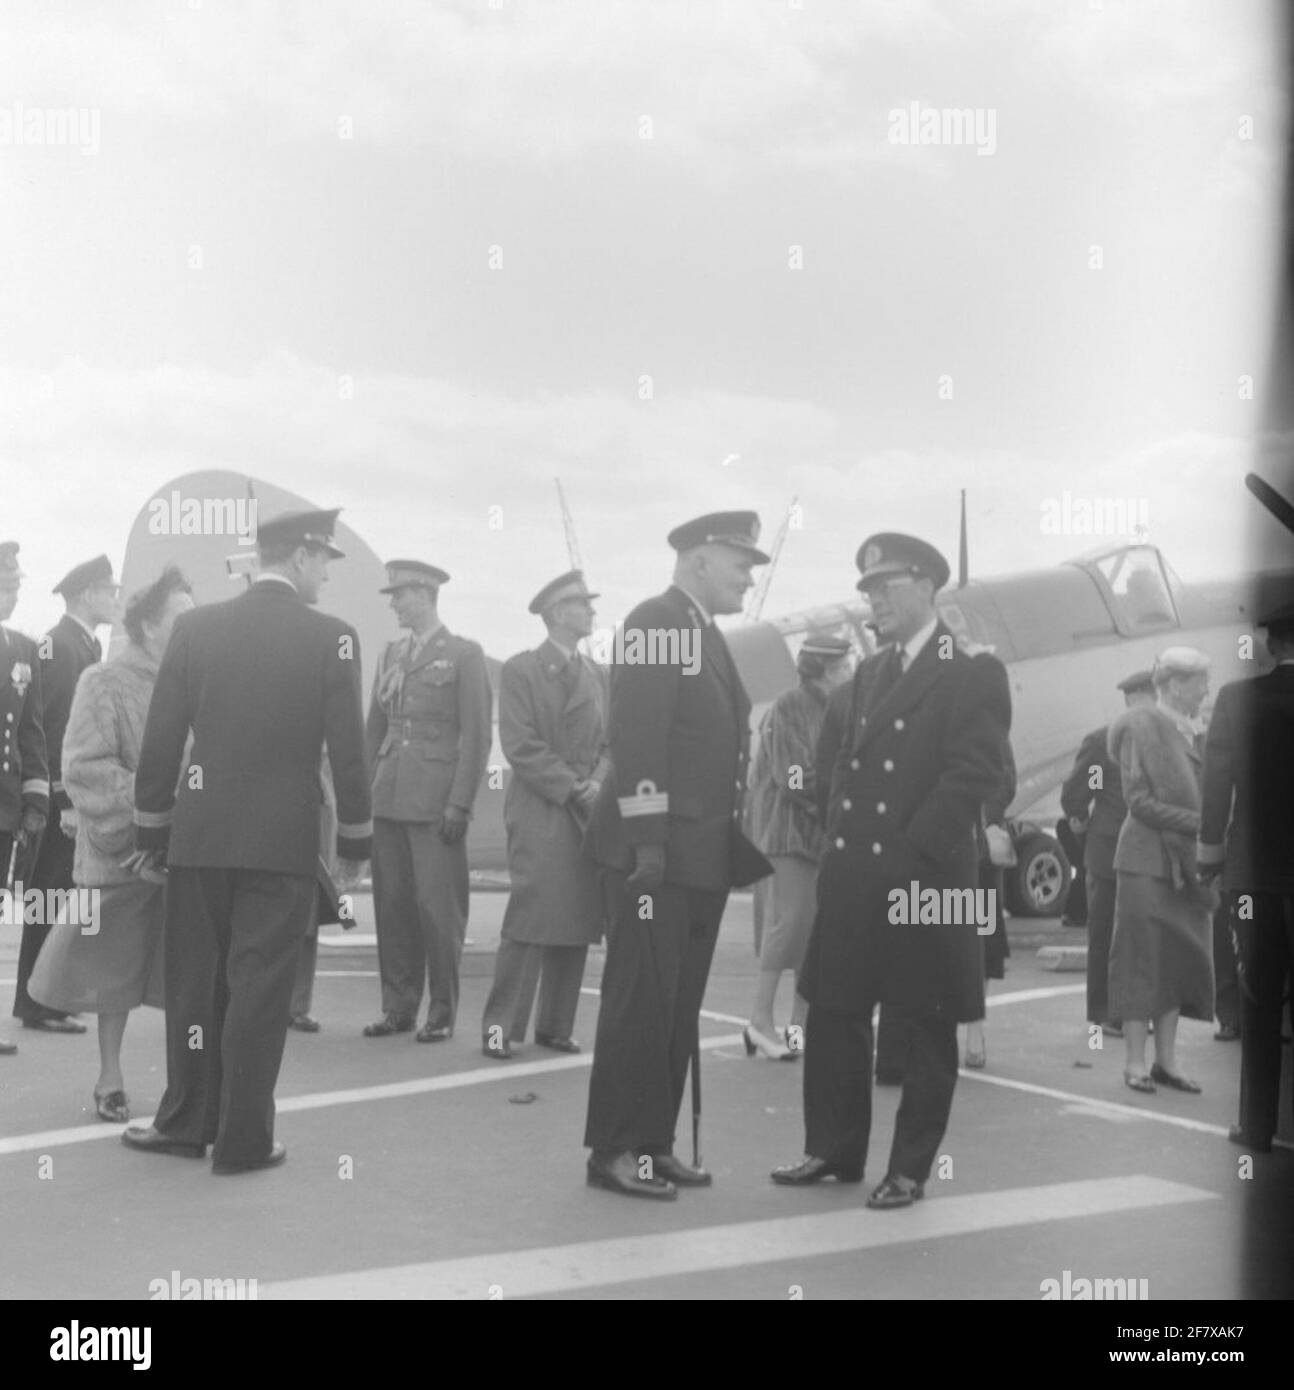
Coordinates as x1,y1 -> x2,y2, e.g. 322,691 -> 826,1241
1061,724 -> 1127,880
801,624 -> 1012,1020
499,640 -> 609,947
366,628 -> 493,825
0,624 -> 48,835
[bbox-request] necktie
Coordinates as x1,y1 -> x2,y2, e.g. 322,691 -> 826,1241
91,635 -> 103,662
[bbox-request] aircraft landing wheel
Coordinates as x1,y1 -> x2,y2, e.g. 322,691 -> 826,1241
1007,832 -> 1071,918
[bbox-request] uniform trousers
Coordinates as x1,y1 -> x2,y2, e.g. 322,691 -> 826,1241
1212,894 -> 1239,1032
1235,892 -> 1294,1145
1086,872 -> 1119,1025
584,879 -> 727,1156
153,866 -> 314,1167
290,919 -> 319,1019
372,817 -> 469,1030
803,1001 -> 959,1184
13,808 -> 74,1023
482,939 -> 588,1044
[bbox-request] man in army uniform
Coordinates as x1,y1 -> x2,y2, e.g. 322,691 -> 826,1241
0,542 -> 50,1056
772,533 -> 1011,1209
584,512 -> 772,1200
480,570 -> 609,1059
365,561 -> 493,1042
15,553 -> 119,1033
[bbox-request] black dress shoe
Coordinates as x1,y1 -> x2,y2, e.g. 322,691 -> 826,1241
22,1016 -> 87,1034
866,1174 -> 924,1209
416,1022 -> 453,1043
0,1038 -> 16,1055
586,1151 -> 677,1200
362,1013 -> 414,1037
770,1155 -> 864,1185
645,1153 -> 712,1187
121,1125 -> 206,1159
482,1036 -> 513,1059
212,1142 -> 287,1175
535,1034 -> 581,1053
1213,1023 -> 1240,1042
289,1014 -> 321,1033
1227,1125 -> 1273,1154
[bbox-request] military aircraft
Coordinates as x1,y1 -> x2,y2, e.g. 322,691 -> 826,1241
724,489 -> 1294,916
117,470 -> 510,872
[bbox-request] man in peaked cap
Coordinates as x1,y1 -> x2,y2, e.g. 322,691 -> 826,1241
772,531 -> 1011,1208
364,559 -> 492,1042
124,507 -> 372,1173
1061,669 -> 1158,1040
0,542 -> 49,1055
1199,601 -> 1294,1153
583,511 -> 772,1200
14,553 -> 119,1032
480,570 -> 609,1060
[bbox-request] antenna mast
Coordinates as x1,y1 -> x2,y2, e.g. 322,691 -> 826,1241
745,496 -> 797,621
554,477 -> 583,569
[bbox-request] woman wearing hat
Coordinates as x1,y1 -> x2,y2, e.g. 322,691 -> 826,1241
744,633 -> 853,1059
28,567 -> 194,1121
1107,646 -> 1218,1095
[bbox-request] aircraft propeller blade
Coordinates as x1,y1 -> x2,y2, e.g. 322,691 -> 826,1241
1245,471 -> 1294,535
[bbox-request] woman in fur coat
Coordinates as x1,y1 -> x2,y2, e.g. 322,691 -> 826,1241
1107,646 -> 1218,1096
29,567 -> 193,1121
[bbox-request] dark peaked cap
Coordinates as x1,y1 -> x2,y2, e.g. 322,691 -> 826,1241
257,509 -> 345,559
855,533 -> 950,591
380,560 -> 450,593
1116,669 -> 1155,694
53,553 -> 117,597
528,569 -> 599,615
667,511 -> 770,562
800,632 -> 851,658
0,541 -> 22,580
1258,598 -> 1294,638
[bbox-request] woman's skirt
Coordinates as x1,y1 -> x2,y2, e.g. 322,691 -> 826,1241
1107,870 -> 1214,1023
756,854 -> 819,975
28,877 -> 165,1015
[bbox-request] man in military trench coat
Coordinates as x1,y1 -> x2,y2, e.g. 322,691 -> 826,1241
772,533 -> 1011,1208
480,570 -> 609,1059
583,511 -> 772,1200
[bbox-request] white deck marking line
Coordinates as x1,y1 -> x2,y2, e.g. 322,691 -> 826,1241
259,1174 -> 1216,1299
0,1033 -> 739,1156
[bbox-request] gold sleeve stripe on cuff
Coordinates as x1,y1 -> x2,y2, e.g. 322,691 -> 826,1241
134,808 -> 174,828
22,779 -> 50,796
338,819 -> 374,838
619,792 -> 669,818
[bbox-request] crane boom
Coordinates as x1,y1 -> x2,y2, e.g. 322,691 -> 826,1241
746,496 -> 796,620
554,477 -> 584,570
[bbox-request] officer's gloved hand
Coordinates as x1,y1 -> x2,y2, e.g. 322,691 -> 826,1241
60,807 -> 80,839
17,807 -> 46,845
626,843 -> 665,891
439,806 -> 469,845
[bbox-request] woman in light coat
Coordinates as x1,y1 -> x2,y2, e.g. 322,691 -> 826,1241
29,567 -> 193,1121
1107,646 -> 1217,1095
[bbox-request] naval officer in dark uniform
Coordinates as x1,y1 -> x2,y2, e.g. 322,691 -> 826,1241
772,534 -> 1011,1208
364,561 -> 493,1041
584,512 -> 772,1200
1199,600 -> 1294,1153
124,509 -> 373,1174
15,553 -> 119,1033
0,542 -> 50,1056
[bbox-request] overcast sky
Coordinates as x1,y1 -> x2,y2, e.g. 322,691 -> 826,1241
1,0 -> 1289,656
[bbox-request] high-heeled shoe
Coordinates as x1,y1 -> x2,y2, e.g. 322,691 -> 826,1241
743,1024 -> 795,1061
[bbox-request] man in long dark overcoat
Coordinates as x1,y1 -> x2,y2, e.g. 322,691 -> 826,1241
584,511 -> 771,1200
480,570 -> 609,1058
124,509 -> 372,1174
772,532 -> 1011,1208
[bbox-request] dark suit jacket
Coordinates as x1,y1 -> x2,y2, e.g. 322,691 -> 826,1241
1200,665 -> 1294,895
0,625 -> 49,832
134,579 -> 373,874
1060,724 -> 1127,879
39,614 -> 100,811
585,585 -> 763,892
802,624 -> 1012,1018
